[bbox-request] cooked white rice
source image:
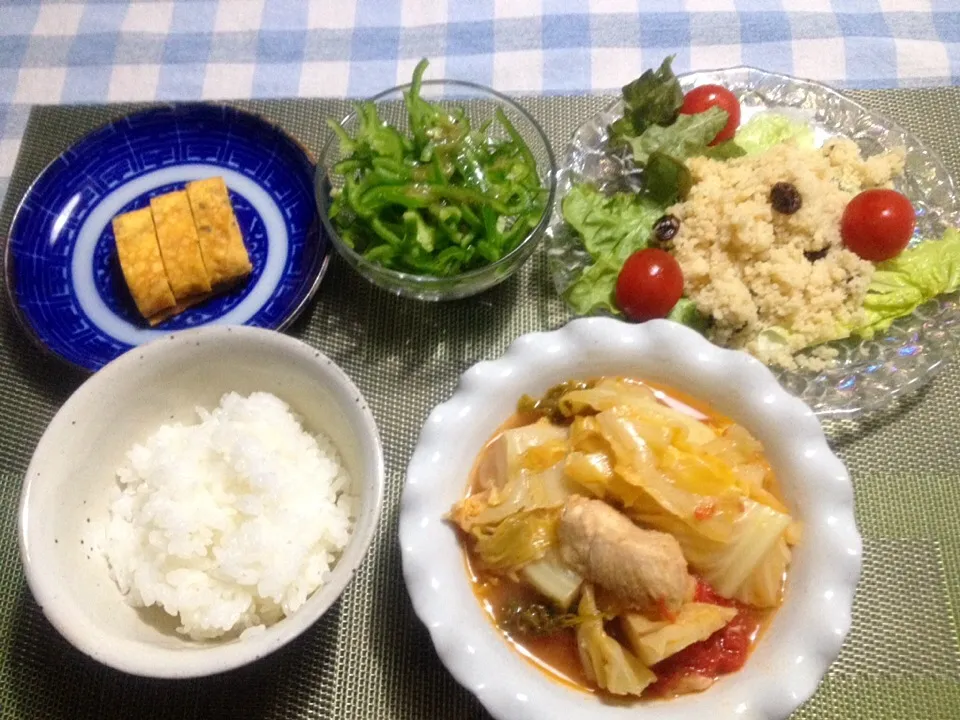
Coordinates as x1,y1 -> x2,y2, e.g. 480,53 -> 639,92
102,391 -> 357,640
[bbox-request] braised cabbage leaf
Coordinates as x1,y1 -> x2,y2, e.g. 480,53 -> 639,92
623,602 -> 737,666
471,508 -> 561,572
576,586 -> 656,696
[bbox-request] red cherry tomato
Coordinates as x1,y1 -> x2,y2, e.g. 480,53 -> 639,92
615,249 -> 684,322
680,84 -> 741,145
840,189 -> 915,262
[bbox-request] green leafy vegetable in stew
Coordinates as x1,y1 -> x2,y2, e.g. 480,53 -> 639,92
517,379 -> 595,423
325,59 -> 547,277
501,597 -> 606,637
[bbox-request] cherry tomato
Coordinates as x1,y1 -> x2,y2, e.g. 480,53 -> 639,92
615,248 -> 684,322
680,84 -> 741,145
840,189 -> 915,262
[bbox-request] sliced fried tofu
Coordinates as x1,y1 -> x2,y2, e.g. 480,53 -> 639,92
150,191 -> 211,301
112,207 -> 177,319
186,177 -> 253,287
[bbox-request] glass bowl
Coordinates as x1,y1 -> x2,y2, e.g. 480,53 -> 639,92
546,66 -> 960,418
316,80 -> 557,301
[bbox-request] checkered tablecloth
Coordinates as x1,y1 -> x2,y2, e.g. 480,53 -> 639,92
1,0 -> 959,214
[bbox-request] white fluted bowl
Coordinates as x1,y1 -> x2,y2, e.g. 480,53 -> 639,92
400,317 -> 860,720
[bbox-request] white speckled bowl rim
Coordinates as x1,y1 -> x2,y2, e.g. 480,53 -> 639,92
18,325 -> 385,678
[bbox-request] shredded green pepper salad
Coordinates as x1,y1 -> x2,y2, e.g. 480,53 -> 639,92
325,59 -> 548,277
562,56 -> 960,343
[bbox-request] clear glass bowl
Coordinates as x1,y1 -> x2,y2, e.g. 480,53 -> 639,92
316,80 -> 557,301
546,67 -> 960,418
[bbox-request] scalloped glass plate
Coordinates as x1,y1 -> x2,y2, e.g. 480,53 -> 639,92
546,67 -> 960,418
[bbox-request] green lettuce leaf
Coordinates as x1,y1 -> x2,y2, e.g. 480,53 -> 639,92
644,151 -> 693,204
707,112 -> 815,159
667,298 -> 709,332
626,106 -> 729,164
561,184 -> 666,315
754,326 -> 795,357
609,55 -> 684,144
561,184 -> 663,264
566,258 -> 621,315
855,228 -> 960,337
755,321 -> 850,355
608,60 -> 731,208
561,184 -> 715,326
617,105 -> 727,204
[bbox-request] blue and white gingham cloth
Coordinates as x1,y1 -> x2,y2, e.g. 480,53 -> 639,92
1,0 -> 959,207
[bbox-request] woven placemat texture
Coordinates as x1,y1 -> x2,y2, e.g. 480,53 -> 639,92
1,90 -> 959,719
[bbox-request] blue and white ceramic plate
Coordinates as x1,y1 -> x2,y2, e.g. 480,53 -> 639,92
5,104 -> 329,372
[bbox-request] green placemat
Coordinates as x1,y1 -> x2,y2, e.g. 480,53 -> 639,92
1,90 -> 959,719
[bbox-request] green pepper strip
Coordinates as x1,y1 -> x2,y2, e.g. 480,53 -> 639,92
494,108 -> 539,175
370,217 -> 403,246
359,184 -> 518,215
333,159 -> 367,176
405,59 -> 431,149
326,118 -> 356,154
363,244 -> 395,263
454,136 -> 491,193
459,205 -> 483,229
429,153 -> 448,184
343,180 -> 371,219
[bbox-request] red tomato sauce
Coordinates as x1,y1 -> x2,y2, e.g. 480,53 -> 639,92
645,579 -> 764,698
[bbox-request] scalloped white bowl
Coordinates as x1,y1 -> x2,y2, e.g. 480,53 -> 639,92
400,318 -> 861,720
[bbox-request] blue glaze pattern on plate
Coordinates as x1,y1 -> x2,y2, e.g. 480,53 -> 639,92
5,104 -> 329,372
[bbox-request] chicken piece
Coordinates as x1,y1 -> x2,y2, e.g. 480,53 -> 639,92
558,496 -> 693,614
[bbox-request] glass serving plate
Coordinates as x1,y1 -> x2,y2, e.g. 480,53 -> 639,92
546,67 -> 960,418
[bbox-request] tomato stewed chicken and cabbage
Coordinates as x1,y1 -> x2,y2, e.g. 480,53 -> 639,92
449,378 -> 799,699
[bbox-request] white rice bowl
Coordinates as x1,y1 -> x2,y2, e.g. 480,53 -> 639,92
102,391 -> 358,641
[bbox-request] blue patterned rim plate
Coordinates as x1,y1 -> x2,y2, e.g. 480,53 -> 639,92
4,104 -> 329,373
